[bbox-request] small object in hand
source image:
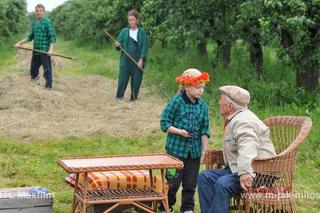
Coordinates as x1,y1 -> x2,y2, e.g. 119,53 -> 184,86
188,133 -> 193,136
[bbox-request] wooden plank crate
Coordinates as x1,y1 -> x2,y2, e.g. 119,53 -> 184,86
0,187 -> 53,213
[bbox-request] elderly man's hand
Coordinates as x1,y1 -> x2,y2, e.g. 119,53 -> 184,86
240,173 -> 253,191
200,149 -> 208,164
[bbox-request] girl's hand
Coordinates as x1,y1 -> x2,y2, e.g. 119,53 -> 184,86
114,41 -> 120,47
137,58 -> 143,69
179,129 -> 192,138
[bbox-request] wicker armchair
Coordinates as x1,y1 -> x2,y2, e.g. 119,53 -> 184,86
204,116 -> 312,213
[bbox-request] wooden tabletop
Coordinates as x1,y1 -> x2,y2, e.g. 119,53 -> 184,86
58,153 -> 184,173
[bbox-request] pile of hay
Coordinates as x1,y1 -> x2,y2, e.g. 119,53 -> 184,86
0,73 -> 165,141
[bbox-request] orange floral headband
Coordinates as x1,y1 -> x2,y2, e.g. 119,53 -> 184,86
176,72 -> 210,85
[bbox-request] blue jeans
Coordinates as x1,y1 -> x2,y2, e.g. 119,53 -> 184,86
30,54 -> 52,88
197,168 -> 241,213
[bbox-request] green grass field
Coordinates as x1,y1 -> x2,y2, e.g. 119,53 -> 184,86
0,37 -> 319,212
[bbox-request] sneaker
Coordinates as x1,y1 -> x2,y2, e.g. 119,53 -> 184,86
116,98 -> 123,103
31,77 -> 40,85
31,76 -> 39,81
130,96 -> 138,102
181,211 -> 194,213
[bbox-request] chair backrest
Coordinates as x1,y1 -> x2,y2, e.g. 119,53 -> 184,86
263,116 -> 312,155
250,116 -> 312,192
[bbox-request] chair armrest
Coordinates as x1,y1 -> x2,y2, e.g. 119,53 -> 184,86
252,153 -> 295,173
204,149 -> 225,169
247,155 -> 295,194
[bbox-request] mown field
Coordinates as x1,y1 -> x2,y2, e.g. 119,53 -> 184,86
0,36 -> 319,212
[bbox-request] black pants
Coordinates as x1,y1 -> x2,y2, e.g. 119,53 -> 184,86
165,152 -> 200,212
30,54 -> 53,88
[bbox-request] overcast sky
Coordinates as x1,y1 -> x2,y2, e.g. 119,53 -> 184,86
27,0 -> 67,12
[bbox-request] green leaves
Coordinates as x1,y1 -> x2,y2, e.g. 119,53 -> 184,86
48,0 -> 319,91
50,0 -> 143,43
0,0 -> 27,39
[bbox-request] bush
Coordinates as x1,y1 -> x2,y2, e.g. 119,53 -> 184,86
0,0 -> 27,39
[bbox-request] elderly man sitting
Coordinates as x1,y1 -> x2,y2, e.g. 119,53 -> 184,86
197,85 -> 276,213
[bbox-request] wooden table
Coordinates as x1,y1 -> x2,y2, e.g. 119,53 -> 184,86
58,153 -> 183,213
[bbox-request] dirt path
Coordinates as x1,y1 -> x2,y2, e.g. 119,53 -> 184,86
0,50 -> 165,141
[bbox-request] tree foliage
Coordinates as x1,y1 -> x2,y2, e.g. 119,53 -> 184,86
50,0 -> 319,91
0,0 -> 27,38
261,0 -> 320,91
142,0 -> 241,51
50,0 -> 143,43
142,0 -> 319,91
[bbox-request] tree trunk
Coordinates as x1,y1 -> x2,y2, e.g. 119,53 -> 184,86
197,39 -> 207,56
250,39 -> 264,80
296,64 -> 319,92
161,39 -> 167,49
280,29 -> 294,47
217,41 -> 231,69
175,41 -> 185,52
281,29 -> 319,92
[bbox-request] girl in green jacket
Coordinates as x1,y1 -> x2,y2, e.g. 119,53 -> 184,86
114,9 -> 148,101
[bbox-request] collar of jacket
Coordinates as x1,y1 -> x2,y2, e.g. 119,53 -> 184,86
182,91 -> 199,105
226,107 -> 247,124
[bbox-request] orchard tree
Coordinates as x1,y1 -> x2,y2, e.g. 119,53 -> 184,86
205,0 -> 242,68
50,0 -> 143,43
143,0 -> 200,51
0,0 -> 27,38
50,1 -> 85,40
261,0 -> 320,91
237,1 -> 265,79
142,0 -> 242,66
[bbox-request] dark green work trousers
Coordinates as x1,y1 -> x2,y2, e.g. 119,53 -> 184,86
116,37 -> 143,101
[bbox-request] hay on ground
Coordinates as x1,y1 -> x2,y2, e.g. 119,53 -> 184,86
0,73 -> 165,141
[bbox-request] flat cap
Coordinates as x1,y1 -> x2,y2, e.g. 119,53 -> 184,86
219,85 -> 250,106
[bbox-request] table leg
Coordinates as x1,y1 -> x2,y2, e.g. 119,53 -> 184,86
71,173 -> 79,213
149,169 -> 154,189
149,169 -> 156,210
82,172 -> 88,213
161,169 -> 170,213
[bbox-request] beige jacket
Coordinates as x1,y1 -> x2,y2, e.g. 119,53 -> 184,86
223,108 -> 276,176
